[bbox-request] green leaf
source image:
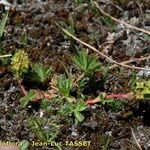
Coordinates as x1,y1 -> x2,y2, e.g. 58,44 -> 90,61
73,50 -> 100,75
19,140 -> 29,150
74,111 -> 85,122
33,63 -> 52,83
0,11 -> 9,38
20,90 -> 36,107
75,101 -> 87,111
57,75 -> 72,97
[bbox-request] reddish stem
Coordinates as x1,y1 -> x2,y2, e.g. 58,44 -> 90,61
106,93 -> 132,99
86,93 -> 134,105
18,79 -> 57,101
18,79 -> 28,96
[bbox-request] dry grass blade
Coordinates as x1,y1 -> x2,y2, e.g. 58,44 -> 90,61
0,54 -> 12,58
130,127 -> 143,150
110,56 -> 150,69
94,1 -> 150,36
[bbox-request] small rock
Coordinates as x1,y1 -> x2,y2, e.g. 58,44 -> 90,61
71,131 -> 78,137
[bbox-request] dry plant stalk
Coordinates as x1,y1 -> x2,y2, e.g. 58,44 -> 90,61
94,1 -> 150,36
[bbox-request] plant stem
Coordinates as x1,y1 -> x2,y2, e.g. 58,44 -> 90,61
18,79 -> 28,96
105,93 -> 134,100
86,93 -> 134,104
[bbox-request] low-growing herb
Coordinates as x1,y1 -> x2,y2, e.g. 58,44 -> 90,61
73,50 -> 100,75
28,117 -> 60,142
61,100 -> 87,123
57,75 -> 73,98
32,63 -> 52,83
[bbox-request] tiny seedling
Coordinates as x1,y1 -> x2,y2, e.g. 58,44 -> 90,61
128,70 -> 137,90
57,75 -> 73,98
32,63 -> 52,83
59,15 -> 77,53
20,33 -> 28,47
73,50 -> 100,75
20,90 -> 36,108
74,0 -> 83,5
11,50 -> 29,79
90,0 -> 100,16
102,16 -> 116,32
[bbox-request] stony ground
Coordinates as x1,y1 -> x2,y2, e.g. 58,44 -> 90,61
0,0 -> 150,150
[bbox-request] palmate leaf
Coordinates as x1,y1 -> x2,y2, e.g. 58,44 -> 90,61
33,63 -> 52,83
73,50 -> 100,74
87,55 -> 100,73
57,75 -> 73,97
74,52 -> 86,71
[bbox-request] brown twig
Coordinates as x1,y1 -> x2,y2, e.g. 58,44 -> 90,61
61,27 -> 150,71
110,56 -> 150,69
94,1 -> 150,36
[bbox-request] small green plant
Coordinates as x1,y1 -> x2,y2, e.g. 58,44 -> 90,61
74,0 -> 83,5
20,90 -> 36,107
62,100 -> 87,123
57,75 -> 73,98
102,17 -> 116,32
90,0 -> 100,16
102,98 -> 127,111
28,117 -> 60,142
128,70 -> 137,90
20,33 -> 28,47
40,97 -> 63,112
32,63 -> 52,83
134,80 -> 150,99
73,50 -> 100,75
77,77 -> 88,92
59,15 -> 77,53
11,50 -> 29,79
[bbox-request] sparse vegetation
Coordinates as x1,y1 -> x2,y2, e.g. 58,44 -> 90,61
1,1 -> 150,150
